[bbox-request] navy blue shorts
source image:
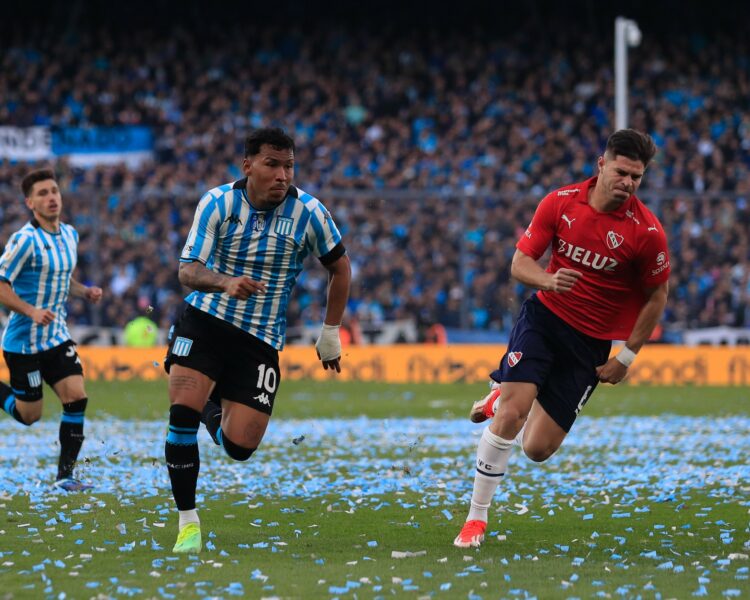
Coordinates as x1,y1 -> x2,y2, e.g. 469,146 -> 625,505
164,304 -> 280,415
4,340 -> 83,401
490,295 -> 611,432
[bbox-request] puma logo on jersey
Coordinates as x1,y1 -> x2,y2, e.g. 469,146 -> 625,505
648,224 -> 658,232
557,239 -> 618,271
561,214 -> 576,228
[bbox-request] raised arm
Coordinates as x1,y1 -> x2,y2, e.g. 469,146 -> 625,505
511,249 -> 582,293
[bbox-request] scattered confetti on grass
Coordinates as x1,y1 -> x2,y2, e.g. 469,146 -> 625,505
0,382 -> 748,598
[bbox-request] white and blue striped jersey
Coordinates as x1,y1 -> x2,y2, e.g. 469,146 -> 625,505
0,220 -> 78,354
181,180 -> 344,350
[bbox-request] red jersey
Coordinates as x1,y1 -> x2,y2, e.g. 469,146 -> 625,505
516,177 -> 670,340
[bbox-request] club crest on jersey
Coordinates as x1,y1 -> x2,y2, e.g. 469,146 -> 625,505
250,213 -> 266,233
507,352 -> 523,367
274,216 -> 294,236
606,231 -> 624,250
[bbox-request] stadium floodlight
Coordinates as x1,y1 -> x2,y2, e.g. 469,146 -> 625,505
614,17 -> 641,130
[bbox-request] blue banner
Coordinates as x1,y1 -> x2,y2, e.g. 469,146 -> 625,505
52,126 -> 153,154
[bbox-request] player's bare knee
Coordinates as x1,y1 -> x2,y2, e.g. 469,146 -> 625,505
523,444 -> 556,463
492,406 -> 526,437
221,435 -> 256,462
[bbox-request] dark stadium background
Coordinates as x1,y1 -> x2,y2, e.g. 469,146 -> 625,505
1,0 -> 749,345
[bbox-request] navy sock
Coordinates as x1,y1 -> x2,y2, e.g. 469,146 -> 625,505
58,398 -> 87,480
201,399 -> 222,445
1,383 -> 26,425
221,433 -> 255,462
165,404 -> 201,511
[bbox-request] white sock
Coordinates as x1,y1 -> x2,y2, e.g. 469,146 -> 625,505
514,422 -> 527,446
467,427 -> 514,522
178,509 -> 200,530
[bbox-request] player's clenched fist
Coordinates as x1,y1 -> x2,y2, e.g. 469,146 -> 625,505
30,307 -> 55,325
224,276 -> 266,299
548,268 -> 582,292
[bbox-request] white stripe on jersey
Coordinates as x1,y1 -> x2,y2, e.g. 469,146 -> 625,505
0,221 -> 78,354
180,182 -> 343,350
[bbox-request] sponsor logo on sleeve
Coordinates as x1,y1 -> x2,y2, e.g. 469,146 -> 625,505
651,252 -> 670,275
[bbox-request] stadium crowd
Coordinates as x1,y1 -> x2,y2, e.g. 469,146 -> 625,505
1,12 -> 749,342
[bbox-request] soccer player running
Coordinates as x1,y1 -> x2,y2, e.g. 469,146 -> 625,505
454,129 -> 670,547
0,168 -> 103,491
164,128 -> 351,553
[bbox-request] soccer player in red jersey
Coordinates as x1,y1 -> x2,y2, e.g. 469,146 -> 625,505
455,129 -> 670,548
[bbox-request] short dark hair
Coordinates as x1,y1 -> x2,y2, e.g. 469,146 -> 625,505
21,168 -> 57,197
605,129 -> 657,167
244,128 -> 295,157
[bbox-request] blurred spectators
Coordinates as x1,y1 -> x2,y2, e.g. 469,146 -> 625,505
0,3 -> 748,340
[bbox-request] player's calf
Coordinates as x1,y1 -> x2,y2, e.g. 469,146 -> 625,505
0,382 -> 37,426
58,397 -> 87,481
165,404 -> 201,511
200,398 -> 222,445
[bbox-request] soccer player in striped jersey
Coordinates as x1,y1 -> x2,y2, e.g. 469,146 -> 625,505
0,168 -> 103,492
164,128 -> 351,553
455,130 -> 670,548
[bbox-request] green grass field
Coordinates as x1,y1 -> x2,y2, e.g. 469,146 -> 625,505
1,381 -> 749,599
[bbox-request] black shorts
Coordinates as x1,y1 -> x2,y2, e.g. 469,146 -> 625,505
165,304 -> 280,415
3,340 -> 84,401
490,295 -> 612,433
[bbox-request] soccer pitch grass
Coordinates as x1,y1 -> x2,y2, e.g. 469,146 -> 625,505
2,381 -> 749,599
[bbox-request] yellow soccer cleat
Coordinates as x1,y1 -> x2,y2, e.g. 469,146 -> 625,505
172,522 -> 202,554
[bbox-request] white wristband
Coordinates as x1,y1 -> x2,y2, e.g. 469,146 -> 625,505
615,346 -> 637,367
315,324 -> 341,361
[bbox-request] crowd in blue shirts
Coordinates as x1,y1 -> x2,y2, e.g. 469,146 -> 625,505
0,13 -> 748,341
